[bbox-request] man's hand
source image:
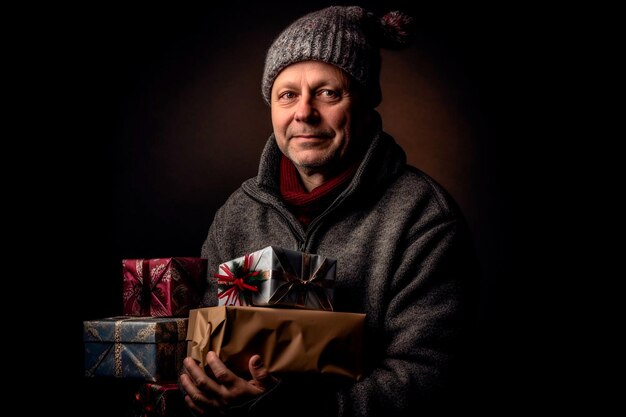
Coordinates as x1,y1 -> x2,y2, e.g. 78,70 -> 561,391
180,351 -> 278,415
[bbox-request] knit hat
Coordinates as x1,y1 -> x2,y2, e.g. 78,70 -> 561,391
262,6 -> 414,107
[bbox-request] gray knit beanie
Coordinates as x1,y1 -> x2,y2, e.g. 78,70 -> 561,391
262,6 -> 414,107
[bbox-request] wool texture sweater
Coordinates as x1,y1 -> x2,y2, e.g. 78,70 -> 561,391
200,113 -> 479,416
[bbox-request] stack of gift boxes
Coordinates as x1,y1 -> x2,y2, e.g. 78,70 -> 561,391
83,258 -> 207,416
84,247 -> 364,416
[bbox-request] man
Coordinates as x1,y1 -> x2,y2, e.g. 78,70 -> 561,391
180,6 -> 478,416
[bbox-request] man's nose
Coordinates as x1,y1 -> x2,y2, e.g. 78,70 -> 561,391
294,96 -> 319,123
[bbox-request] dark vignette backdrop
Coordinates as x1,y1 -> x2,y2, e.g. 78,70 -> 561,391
48,1 -> 510,414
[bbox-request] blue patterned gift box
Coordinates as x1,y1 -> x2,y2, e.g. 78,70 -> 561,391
83,316 -> 187,382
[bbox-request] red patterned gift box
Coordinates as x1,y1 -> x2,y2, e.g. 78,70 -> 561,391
123,258 -> 207,317
134,382 -> 185,417
215,246 -> 336,310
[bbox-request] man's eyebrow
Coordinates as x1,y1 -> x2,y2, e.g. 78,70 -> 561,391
274,81 -> 301,90
275,79 -> 348,90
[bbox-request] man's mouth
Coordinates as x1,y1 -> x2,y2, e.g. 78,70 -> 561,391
291,132 -> 333,139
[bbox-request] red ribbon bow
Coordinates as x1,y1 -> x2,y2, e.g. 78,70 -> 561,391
215,254 -> 262,305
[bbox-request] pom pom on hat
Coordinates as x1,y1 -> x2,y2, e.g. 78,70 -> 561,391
261,6 -> 414,107
378,11 -> 415,49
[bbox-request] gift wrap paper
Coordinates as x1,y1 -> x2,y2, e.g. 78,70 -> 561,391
123,257 -> 207,317
215,246 -> 336,310
84,316 -> 187,381
187,306 -> 364,381
134,382 -> 185,417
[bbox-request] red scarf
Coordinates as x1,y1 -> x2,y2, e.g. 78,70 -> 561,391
280,155 -> 359,227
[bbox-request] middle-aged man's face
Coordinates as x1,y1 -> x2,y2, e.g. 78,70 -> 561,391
271,60 -> 366,173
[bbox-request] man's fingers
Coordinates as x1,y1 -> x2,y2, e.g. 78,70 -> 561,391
182,357 -> 222,395
206,351 -> 237,385
183,394 -> 206,415
249,355 -> 269,381
179,370 -> 196,396
181,353 -> 267,413
179,373 -> 219,410
248,354 -> 277,389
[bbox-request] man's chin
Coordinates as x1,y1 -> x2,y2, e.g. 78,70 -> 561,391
290,155 -> 333,170
288,150 -> 332,167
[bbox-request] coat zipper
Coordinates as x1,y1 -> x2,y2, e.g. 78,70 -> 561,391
242,186 -> 306,250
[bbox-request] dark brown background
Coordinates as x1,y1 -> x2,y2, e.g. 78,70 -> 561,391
43,1 -> 511,413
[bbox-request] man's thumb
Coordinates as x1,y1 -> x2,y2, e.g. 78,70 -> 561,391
248,354 -> 273,386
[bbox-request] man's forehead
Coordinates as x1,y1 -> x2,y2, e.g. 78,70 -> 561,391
273,61 -> 351,87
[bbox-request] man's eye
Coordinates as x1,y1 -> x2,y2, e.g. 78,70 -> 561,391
319,90 -> 338,98
279,91 -> 296,100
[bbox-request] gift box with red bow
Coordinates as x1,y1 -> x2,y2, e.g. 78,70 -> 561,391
214,246 -> 336,310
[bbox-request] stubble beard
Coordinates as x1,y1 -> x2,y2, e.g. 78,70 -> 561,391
287,146 -> 341,176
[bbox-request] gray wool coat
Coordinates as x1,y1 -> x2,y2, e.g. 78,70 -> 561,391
200,114 -> 479,416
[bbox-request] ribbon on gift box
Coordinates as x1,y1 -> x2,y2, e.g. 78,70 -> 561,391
83,317 -> 153,379
134,382 -> 181,417
139,260 -> 154,314
215,254 -> 265,306
268,248 -> 334,311
124,260 -> 168,316
135,383 -> 160,416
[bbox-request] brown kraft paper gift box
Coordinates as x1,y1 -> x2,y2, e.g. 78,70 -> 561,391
186,306 -> 364,381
